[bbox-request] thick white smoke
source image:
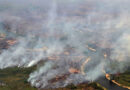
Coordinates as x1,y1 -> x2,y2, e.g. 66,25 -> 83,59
0,0 -> 130,88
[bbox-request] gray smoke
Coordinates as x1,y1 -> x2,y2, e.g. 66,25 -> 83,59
0,0 -> 130,89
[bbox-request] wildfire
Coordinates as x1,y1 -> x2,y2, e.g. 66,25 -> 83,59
48,56 -> 59,60
103,70 -> 130,90
105,74 -> 110,80
6,40 -> 17,46
69,68 -> 80,74
27,46 -> 48,52
104,53 -> 107,59
105,73 -> 130,89
81,57 -> 91,75
49,74 -> 70,84
86,45 -> 96,52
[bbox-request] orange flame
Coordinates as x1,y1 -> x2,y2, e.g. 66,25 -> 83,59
86,45 -> 96,52
104,53 -> 107,59
69,68 -> 80,74
6,40 -> 17,46
81,57 -> 91,75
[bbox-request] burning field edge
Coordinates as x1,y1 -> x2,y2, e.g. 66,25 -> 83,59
105,70 -> 130,89
0,66 -> 107,90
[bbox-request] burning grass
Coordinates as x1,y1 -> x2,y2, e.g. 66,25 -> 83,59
0,66 -> 107,90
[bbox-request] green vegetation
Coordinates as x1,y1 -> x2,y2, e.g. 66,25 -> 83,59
0,66 -> 37,90
88,82 -> 107,90
114,70 -> 130,87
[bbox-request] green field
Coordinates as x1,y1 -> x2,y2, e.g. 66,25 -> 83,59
0,66 -> 37,90
114,70 -> 130,87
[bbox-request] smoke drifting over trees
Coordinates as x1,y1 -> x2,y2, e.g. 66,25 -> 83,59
0,0 -> 130,89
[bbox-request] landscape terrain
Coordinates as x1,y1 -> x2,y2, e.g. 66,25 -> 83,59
0,0 -> 130,90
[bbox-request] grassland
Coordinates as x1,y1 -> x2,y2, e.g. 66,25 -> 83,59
114,70 -> 130,87
0,66 -> 37,90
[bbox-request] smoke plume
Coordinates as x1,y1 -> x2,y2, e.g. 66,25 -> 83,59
0,0 -> 130,88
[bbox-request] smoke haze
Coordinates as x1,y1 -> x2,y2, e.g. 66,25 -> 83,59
0,0 -> 130,88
